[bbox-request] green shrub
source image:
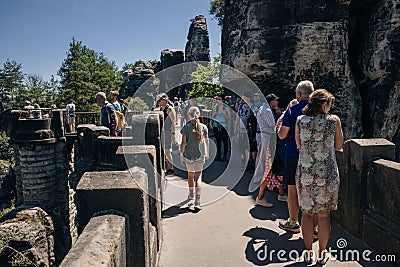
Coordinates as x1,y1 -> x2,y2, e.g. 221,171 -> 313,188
0,131 -> 13,162
125,97 -> 150,112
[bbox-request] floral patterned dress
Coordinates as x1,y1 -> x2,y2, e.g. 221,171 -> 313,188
296,114 -> 340,213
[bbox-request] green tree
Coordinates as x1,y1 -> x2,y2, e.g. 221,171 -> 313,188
58,38 -> 121,112
0,59 -> 25,110
45,75 -> 61,107
25,74 -> 47,105
125,96 -> 149,112
209,0 -> 224,26
190,54 -> 223,98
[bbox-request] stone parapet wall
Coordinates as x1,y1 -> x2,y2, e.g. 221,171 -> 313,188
333,138 -> 399,265
60,213 -> 126,267
62,112 -> 166,266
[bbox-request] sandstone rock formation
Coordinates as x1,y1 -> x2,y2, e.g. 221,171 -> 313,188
348,0 -> 400,159
0,163 -> 15,211
222,0 -> 362,140
119,60 -> 161,99
185,15 -> 211,62
160,49 -> 184,98
183,15 -> 212,99
0,207 -> 55,266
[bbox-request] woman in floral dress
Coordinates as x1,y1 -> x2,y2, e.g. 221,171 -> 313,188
295,89 -> 343,265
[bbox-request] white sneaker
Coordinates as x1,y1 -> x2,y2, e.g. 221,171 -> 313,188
194,202 -> 202,210
255,197 -> 274,208
188,193 -> 195,200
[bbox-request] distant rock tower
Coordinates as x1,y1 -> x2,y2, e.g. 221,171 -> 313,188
185,15 -> 211,62
183,15 -> 211,98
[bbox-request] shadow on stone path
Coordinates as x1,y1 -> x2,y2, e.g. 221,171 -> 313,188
159,133 -> 395,266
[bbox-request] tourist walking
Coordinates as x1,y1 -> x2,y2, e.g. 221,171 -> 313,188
277,80 -> 314,233
252,100 -> 275,207
66,99 -> 76,132
180,107 -> 209,210
157,93 -> 176,176
235,93 -> 257,171
181,96 -> 202,127
295,89 -> 343,264
96,92 -> 117,137
109,91 -> 124,136
211,96 -> 230,161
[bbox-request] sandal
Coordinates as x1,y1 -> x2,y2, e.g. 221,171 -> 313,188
303,250 -> 314,265
317,249 -> 329,265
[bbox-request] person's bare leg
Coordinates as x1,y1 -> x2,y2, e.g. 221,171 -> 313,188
258,182 -> 267,199
301,212 -> 314,251
314,214 -> 318,229
251,151 -> 256,162
164,149 -> 173,170
194,163 -> 203,205
187,170 -> 195,195
317,211 -> 331,255
71,123 -> 75,133
278,184 -> 284,196
287,185 -> 299,221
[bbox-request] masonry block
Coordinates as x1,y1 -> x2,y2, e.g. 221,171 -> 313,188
76,169 -> 150,267
60,213 -> 127,267
116,145 -> 162,251
362,210 -> 400,266
97,136 -> 122,170
367,159 -> 400,223
339,139 -> 395,237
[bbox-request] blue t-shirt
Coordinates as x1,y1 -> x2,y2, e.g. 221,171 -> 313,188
100,102 -> 117,132
281,100 -> 309,157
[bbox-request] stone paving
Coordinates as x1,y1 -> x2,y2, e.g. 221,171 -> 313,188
159,148 -> 395,266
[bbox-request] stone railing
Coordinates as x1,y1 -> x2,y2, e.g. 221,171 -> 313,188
333,139 -> 400,265
0,108 -> 164,266
61,111 -> 165,267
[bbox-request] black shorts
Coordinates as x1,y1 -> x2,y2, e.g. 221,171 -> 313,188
283,157 -> 299,186
249,134 -> 257,152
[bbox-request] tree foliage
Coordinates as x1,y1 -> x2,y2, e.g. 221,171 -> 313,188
58,38 -> 122,111
190,54 -> 223,98
0,59 -> 25,110
125,97 -> 150,112
209,0 -> 224,26
24,74 -> 60,108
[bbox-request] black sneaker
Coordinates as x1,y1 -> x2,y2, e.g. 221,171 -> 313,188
165,169 -> 174,176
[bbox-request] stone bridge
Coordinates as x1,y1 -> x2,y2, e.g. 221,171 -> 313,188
0,109 -> 399,266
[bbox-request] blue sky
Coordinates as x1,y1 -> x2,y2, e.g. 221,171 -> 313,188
0,0 -> 221,80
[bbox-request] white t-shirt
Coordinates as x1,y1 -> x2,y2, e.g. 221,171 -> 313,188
66,103 -> 75,116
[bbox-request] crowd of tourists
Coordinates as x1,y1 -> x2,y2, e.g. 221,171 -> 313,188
85,81 -> 343,264
155,80 -> 343,265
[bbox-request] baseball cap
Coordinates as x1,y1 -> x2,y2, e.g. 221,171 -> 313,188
266,93 -> 279,103
157,93 -> 169,102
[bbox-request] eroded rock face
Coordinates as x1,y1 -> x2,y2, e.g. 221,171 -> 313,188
222,0 -> 361,139
0,163 -> 15,211
348,0 -> 400,159
119,60 -> 161,99
222,0 -> 399,150
0,207 -> 55,267
185,15 -> 211,62
160,49 -> 185,98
